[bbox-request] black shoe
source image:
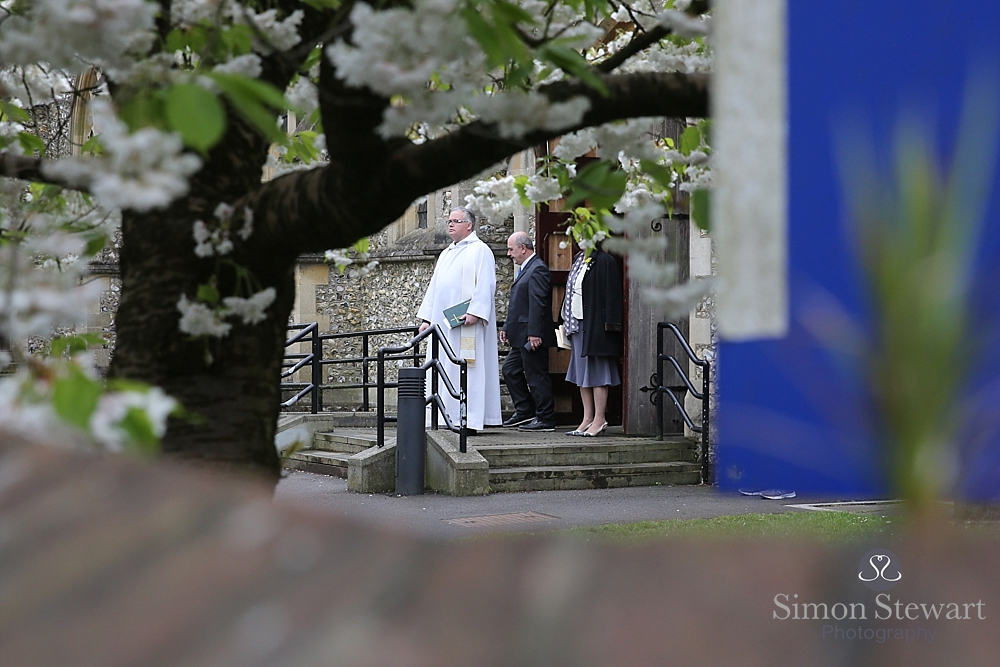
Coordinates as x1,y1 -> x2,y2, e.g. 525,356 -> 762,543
518,419 -> 556,432
503,413 -> 535,427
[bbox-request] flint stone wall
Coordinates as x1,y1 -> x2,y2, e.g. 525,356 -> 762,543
287,211 -> 518,413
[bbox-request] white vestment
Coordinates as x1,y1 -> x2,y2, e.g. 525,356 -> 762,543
416,232 -> 502,430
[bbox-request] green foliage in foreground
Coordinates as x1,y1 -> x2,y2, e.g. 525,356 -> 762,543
566,511 -> 1000,543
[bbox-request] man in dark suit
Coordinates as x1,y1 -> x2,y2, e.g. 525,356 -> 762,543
499,232 -> 557,431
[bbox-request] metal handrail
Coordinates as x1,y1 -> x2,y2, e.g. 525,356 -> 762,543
377,324 -> 468,452
650,322 -> 711,484
281,323 -> 420,414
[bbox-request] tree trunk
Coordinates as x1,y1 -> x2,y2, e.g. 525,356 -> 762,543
108,120 -> 298,483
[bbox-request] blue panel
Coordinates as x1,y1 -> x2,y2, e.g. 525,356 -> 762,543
718,1 -> 1000,499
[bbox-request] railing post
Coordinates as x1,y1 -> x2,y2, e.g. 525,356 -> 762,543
310,324 -> 322,414
377,348 -> 385,448
702,360 -> 711,485
430,335 -> 439,431
459,360 -> 468,454
362,334 -> 370,412
395,367 -> 426,495
656,324 -> 664,441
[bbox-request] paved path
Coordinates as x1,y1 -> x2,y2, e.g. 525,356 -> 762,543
274,470 -> 861,539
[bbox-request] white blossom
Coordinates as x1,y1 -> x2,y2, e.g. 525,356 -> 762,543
656,9 -> 711,37
326,0 -> 471,98
232,6 -> 303,54
89,386 -> 177,450
0,371 -> 76,445
0,0 -> 158,78
214,202 -> 234,220
525,175 -> 563,203
593,118 -> 663,161
42,101 -> 201,212
347,260 -> 379,279
0,121 -> 25,156
324,249 -> 354,269
191,216 -> 238,257
0,239 -> 103,340
471,91 -> 591,139
213,53 -> 263,78
678,163 -> 713,192
464,175 -> 519,225
172,0 -> 225,26
177,294 -> 232,337
0,65 -> 72,106
553,129 -> 598,160
285,77 -> 318,116
222,287 -> 275,325
237,207 -> 254,240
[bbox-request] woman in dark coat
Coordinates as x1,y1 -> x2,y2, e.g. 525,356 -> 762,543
560,245 -> 623,436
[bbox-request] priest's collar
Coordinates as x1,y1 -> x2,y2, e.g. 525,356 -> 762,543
451,231 -> 481,247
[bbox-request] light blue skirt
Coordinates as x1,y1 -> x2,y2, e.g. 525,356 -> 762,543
565,333 -> 621,388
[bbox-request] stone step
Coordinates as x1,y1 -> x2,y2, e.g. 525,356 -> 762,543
488,461 -> 701,492
311,431 -> 381,453
278,411 -> 388,428
284,450 -> 354,478
475,438 -> 698,468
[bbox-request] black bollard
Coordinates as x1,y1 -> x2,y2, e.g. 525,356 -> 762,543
395,367 -> 426,495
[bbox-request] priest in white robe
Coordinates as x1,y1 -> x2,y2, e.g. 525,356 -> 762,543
417,207 -> 502,431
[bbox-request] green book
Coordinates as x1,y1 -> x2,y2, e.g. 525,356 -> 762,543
443,299 -> 472,328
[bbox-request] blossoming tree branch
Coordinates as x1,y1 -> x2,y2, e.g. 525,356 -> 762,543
0,0 -> 710,480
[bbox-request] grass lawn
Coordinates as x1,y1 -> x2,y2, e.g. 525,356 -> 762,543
562,509 -> 1000,543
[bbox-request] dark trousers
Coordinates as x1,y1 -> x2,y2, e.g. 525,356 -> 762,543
503,346 -> 555,423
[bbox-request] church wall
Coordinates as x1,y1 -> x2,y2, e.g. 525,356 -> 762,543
287,176 -> 523,412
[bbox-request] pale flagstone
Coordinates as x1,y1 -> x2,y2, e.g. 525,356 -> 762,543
713,0 -> 788,340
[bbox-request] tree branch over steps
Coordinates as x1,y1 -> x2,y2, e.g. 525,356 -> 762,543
243,70 -> 708,257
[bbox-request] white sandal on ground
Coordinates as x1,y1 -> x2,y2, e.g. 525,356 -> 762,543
580,422 -> 608,437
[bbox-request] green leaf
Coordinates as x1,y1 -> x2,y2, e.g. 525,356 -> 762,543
51,332 -> 106,357
301,46 -> 323,74
301,0 -> 341,10
513,174 -> 530,207
17,132 -> 46,157
164,83 -> 226,152
166,25 -> 208,54
208,73 -> 289,143
118,406 -> 160,454
52,365 -> 102,431
1,101 -> 30,123
691,189 -> 711,231
83,232 -> 108,257
217,24 -> 253,59
565,160 -> 627,210
493,0 -> 536,25
107,378 -> 154,393
537,43 -> 607,95
461,6 -> 507,66
503,61 -> 531,89
697,118 -> 712,146
119,89 -> 168,131
680,125 -> 701,154
80,135 -> 103,155
197,283 -> 221,305
640,159 -> 675,190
